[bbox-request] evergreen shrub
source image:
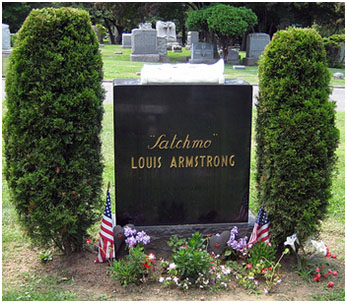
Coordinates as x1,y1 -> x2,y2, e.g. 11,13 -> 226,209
4,8 -> 105,254
256,27 -> 339,247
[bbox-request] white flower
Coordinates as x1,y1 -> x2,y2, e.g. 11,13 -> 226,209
311,240 -> 328,256
166,277 -> 172,281
221,282 -> 227,288
169,263 -> 176,270
148,253 -> 156,261
173,276 -> 179,284
159,277 -> 164,283
264,288 -> 269,294
284,234 -> 299,251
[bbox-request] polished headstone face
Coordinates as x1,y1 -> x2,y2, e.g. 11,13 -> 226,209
246,33 -> 270,59
114,80 -> 252,226
131,29 -> 158,54
191,42 -> 214,60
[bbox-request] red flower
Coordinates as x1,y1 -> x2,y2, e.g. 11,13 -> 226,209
141,263 -> 151,269
86,238 -> 91,244
324,273 -> 330,278
267,266 -> 272,270
332,254 -> 337,259
316,273 -> 321,278
313,276 -> 320,282
328,281 -> 334,288
261,268 -> 267,274
206,234 -> 212,238
328,269 -> 332,274
246,264 -> 253,269
333,271 -> 338,276
315,267 -> 320,273
215,243 -> 221,249
117,233 -> 123,239
327,252 -> 332,257
181,245 -> 188,249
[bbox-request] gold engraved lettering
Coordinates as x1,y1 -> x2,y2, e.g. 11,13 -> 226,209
200,155 -> 206,167
221,155 -> 228,167
170,156 -> 177,168
182,135 -> 191,149
138,157 -> 145,169
157,156 -> 162,168
186,156 -> 194,167
207,155 -> 213,167
131,157 -> 138,169
194,156 -> 199,167
146,157 -> 153,169
178,156 -> 185,167
147,134 -> 166,150
204,140 -> 212,149
213,155 -> 221,167
192,140 -> 204,149
170,134 -> 177,149
229,155 -> 235,166
176,140 -> 183,149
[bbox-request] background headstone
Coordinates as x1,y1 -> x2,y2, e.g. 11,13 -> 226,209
2,23 -> 12,57
190,42 -> 215,63
157,36 -> 169,62
156,20 -> 181,50
122,33 -> 132,48
139,22 -> 153,29
130,28 -> 159,62
243,33 -> 270,66
226,48 -> 240,65
186,31 -> 199,50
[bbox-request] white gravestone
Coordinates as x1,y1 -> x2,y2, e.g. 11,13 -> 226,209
186,31 -> 199,50
156,20 -> 181,50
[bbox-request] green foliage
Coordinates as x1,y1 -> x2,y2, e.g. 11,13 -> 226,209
322,34 -> 345,68
247,241 -> 276,268
3,7 -> 105,254
111,246 -> 153,287
186,4 -> 257,59
256,27 -> 339,247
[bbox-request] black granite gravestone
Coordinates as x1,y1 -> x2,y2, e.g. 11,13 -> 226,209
114,79 -> 253,240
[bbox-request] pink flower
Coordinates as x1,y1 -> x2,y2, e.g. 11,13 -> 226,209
328,281 -> 334,288
315,267 -> 320,273
148,253 -> 156,261
277,278 -> 282,284
333,271 -> 338,276
246,264 -> 252,269
332,254 -> 337,259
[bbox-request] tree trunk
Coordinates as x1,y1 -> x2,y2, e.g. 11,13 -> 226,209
104,19 -> 116,44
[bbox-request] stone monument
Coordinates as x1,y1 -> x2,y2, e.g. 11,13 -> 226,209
130,28 -> 159,62
189,42 -> 215,64
113,75 -> 254,249
157,36 -> 169,62
156,20 -> 181,51
243,33 -> 270,66
226,48 -> 240,65
2,23 -> 12,57
186,31 -> 199,50
122,33 -> 132,48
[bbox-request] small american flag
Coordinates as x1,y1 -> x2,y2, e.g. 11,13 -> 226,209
95,189 -> 115,263
248,207 -> 270,245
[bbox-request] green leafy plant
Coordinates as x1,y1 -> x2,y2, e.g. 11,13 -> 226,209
110,246 -> 155,287
256,27 -> 339,248
186,4 -> 257,59
161,232 -> 231,290
247,241 -> 276,268
3,7 -> 105,254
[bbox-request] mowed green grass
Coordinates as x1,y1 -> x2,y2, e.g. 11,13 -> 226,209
2,44 -> 345,86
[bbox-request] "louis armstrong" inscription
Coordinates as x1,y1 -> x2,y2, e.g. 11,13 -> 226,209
131,133 -> 235,169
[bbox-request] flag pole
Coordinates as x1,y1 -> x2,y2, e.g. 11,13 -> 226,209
107,181 -> 111,191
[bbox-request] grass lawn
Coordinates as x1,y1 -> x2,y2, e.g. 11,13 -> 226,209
2,44 -> 345,86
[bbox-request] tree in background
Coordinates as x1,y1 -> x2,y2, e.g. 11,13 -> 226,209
186,4 -> 257,60
4,8 -> 105,255
256,27 -> 339,248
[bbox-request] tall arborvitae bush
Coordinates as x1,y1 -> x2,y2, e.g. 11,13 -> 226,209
256,28 -> 339,247
4,8 -> 104,254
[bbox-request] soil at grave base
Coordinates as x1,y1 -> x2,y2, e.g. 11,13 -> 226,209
3,245 -> 345,301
